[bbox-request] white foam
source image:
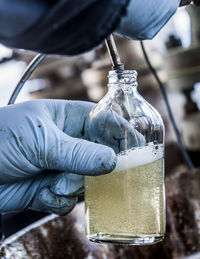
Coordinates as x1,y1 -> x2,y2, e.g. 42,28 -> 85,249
114,143 -> 164,171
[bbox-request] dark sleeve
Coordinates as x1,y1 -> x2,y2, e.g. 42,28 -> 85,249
0,0 -> 129,55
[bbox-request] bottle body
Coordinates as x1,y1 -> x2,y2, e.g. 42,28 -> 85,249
85,70 -> 165,245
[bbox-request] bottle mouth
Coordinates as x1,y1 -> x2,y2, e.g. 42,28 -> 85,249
108,70 -> 138,87
108,70 -> 137,78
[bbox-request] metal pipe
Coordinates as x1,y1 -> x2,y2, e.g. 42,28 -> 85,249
105,35 -> 124,71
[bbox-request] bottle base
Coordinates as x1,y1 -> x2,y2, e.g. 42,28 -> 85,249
87,233 -> 164,245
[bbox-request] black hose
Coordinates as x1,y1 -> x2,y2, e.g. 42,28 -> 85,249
8,53 -> 46,105
140,41 -> 195,170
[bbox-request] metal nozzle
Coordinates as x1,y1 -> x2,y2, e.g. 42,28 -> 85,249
105,35 -> 124,72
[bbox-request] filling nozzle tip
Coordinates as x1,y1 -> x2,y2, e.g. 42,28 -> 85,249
105,34 -> 124,74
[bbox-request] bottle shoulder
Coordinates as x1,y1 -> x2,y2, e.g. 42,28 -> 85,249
91,89 -> 164,127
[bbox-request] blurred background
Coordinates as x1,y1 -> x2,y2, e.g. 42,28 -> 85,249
1,5 -> 200,259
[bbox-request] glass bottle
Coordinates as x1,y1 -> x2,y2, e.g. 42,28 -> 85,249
85,70 -> 165,245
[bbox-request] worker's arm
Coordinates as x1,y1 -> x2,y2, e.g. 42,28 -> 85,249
0,0 -> 129,55
0,0 -> 181,56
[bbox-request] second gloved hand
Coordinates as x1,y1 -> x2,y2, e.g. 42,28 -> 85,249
116,0 -> 181,40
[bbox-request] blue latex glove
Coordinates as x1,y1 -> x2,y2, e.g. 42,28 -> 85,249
0,100 -> 117,215
116,0 -> 181,40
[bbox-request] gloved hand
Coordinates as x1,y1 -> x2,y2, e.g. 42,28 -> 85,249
116,0 -> 181,40
0,100 -> 117,215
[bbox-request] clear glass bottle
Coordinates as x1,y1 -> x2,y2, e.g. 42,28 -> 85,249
85,70 -> 165,245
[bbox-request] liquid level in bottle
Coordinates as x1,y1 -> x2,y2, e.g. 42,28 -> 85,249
85,144 -> 165,245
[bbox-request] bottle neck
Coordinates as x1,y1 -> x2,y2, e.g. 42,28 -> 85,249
108,70 -> 138,90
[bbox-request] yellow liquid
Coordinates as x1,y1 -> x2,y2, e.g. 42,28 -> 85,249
85,158 -> 165,245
